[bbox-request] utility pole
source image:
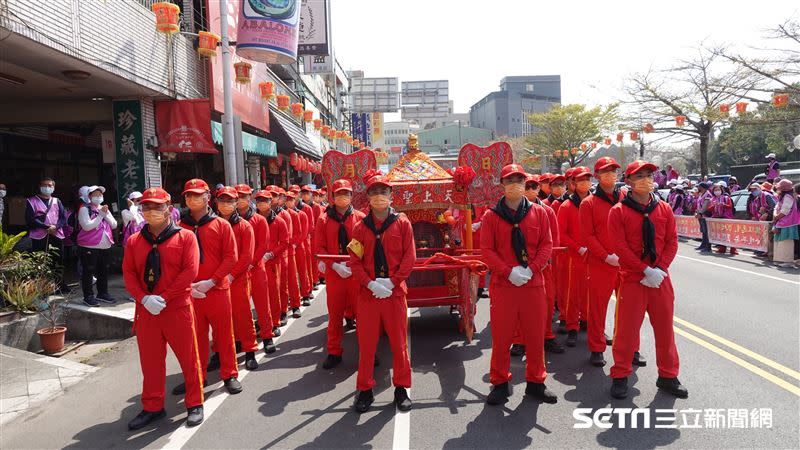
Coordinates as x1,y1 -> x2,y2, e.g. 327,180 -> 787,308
220,0 -> 238,185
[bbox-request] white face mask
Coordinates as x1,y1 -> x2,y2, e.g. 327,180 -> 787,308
91,196 -> 104,205
40,186 -> 54,195
0,190 -> 6,198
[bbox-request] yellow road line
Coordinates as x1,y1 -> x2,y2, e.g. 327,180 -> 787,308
673,325 -> 800,397
673,316 -> 800,382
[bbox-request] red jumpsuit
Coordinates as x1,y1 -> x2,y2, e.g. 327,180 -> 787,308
580,191 -> 623,353
285,207 -> 304,309
482,203 -> 553,385
557,196 -> 588,331
277,208 -> 294,314
311,202 -> 323,282
123,228 -> 203,412
228,218 -> 259,352
244,210 -> 273,340
547,197 -> 566,318
179,217 -> 238,381
265,211 -> 289,328
298,203 -> 315,297
349,213 -> 416,391
608,200 -> 679,379
313,207 -> 365,357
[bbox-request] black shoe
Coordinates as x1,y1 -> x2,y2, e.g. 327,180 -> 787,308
83,296 -> 100,307
544,338 -> 565,354
656,377 -> 689,398
345,318 -> 356,330
525,382 -> 557,404
279,313 -> 288,327
302,298 -> 311,307
313,285 -> 320,291
394,387 -> 412,411
566,330 -> 578,347
96,293 -> 116,304
353,389 -> 374,413
557,320 -> 567,334
632,351 -> 647,366
272,326 -> 281,337
478,288 -> 488,298
589,352 -> 606,367
263,339 -> 276,354
254,321 -> 260,334
292,308 -> 301,318
245,352 -> 258,370
510,344 -> 525,357
172,379 -> 208,395
186,406 -> 203,427
579,320 -> 588,331
605,334 -> 613,345
486,382 -> 510,405
128,409 -> 166,430
322,354 -> 342,369
207,352 -> 221,372
318,278 -> 326,285
610,377 -> 628,399
235,341 -> 242,353
224,377 -> 243,394
374,355 -> 380,367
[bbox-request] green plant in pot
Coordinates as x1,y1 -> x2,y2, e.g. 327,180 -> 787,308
36,281 -> 69,354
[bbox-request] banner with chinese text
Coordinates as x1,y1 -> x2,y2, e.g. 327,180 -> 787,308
707,218 -> 769,252
675,216 -> 702,239
113,100 -> 146,209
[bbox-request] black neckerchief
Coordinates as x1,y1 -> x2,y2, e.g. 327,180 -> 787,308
265,209 -> 277,224
594,186 -> 620,207
327,205 -> 353,255
621,192 -> 659,263
362,208 -> 400,277
568,193 -> 582,208
560,193 -> 571,203
241,206 -> 255,220
181,209 -> 217,263
546,194 -> 557,203
490,196 -> 532,268
296,200 -> 306,211
223,210 -> 242,225
140,222 -> 181,293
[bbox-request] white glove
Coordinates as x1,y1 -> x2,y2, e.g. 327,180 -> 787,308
226,274 -> 234,284
640,277 -> 660,289
472,222 -> 481,232
643,266 -> 666,288
141,295 -> 166,315
191,288 -> 206,299
191,279 -> 216,294
367,280 -> 392,299
317,261 -> 327,273
332,262 -> 352,278
578,247 -> 588,256
376,277 -> 395,291
263,252 -> 274,262
508,266 -> 531,287
605,254 -> 620,267
521,266 -> 533,280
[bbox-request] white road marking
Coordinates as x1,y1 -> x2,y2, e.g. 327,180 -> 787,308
162,287 -> 324,449
391,307 -> 413,450
675,254 -> 799,285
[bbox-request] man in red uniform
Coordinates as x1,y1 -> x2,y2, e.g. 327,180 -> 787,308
174,179 -> 242,395
313,179 -> 366,369
235,184 -> 276,354
256,189 -> 289,339
284,190 -> 307,316
546,173 -> 568,330
349,171 -> 416,413
538,173 -> 553,201
546,173 -> 567,212
123,187 -> 204,429
215,187 -> 259,370
301,185 -> 323,287
482,164 -> 556,406
273,187 -> 294,323
556,167 -> 591,347
296,186 -> 316,304
608,161 -> 687,399
580,158 -> 646,368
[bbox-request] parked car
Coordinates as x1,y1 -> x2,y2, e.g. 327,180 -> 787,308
686,174 -> 732,186
750,168 -> 800,186
730,189 -> 750,220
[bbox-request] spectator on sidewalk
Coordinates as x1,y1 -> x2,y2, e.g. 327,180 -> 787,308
670,185 -> 686,215
747,183 -> 775,222
771,180 -> 800,268
728,177 -> 740,193
695,182 -> 713,252
122,191 -> 145,248
765,153 -> 780,183
25,177 -> 67,289
77,186 -> 117,306
710,182 -> 737,255
665,164 -> 679,182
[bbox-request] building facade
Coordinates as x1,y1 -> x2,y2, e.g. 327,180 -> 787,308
416,124 -> 492,155
470,75 -> 561,138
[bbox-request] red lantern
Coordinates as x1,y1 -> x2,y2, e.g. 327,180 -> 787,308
630,131 -> 639,141
346,136 -> 354,145
313,119 -> 322,130
604,138 -> 612,146
197,31 -> 220,58
580,143 -> 587,151
320,125 -> 330,137
303,110 -> 314,123
675,115 -> 686,127
290,152 -> 298,167
616,132 -> 624,142
291,103 -> 304,117
773,94 -> 789,108
152,2 -> 180,34
719,104 -> 730,115
643,123 -> 654,133
258,82 -> 274,100
571,148 -> 578,155
336,130 -> 345,140
234,62 -> 252,84
735,102 -> 748,114
591,142 -> 597,149
276,95 -> 290,111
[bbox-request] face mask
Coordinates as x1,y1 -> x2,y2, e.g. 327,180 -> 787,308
630,178 -> 653,196
256,202 -> 271,214
0,190 -> 6,198
91,196 -> 103,205
524,188 -> 539,201
503,183 -> 525,201
237,199 -> 250,209
575,180 -> 592,194
752,189 -> 761,196
186,196 -> 207,211
551,185 -> 565,197
369,194 -> 391,210
713,190 -> 722,196
334,195 -> 351,209
143,209 -> 168,227
40,186 -> 54,196
598,171 -> 618,185
217,203 -> 235,216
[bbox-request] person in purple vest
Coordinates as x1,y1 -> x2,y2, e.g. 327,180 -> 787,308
772,180 -> 800,268
694,182 -> 713,252
77,186 -> 117,306
765,153 -> 780,183
122,191 -> 145,248
25,177 -> 67,290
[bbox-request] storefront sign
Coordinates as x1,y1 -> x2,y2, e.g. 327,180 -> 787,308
154,99 -> 217,154
298,0 -> 330,55
236,0 -> 302,64
351,113 -> 371,148
371,112 -> 383,144
113,100 -> 146,208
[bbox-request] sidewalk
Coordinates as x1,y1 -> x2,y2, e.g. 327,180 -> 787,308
0,344 -> 97,425
62,273 -> 135,323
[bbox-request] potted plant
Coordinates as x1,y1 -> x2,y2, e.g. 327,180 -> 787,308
0,277 -> 46,314
36,283 -> 69,354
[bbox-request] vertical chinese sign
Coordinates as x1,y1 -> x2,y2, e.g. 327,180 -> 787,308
113,100 -> 146,208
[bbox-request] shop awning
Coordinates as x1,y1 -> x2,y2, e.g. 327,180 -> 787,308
211,121 -> 277,157
269,110 -> 321,159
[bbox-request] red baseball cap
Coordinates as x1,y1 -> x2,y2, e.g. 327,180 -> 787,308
564,168 -> 576,179
365,174 -> 392,190
539,173 -> 553,183
331,179 -> 353,193
285,190 -> 297,199
625,160 -> 658,177
235,184 -> 253,195
254,189 -> 272,200
215,186 -> 238,199
289,184 -> 301,192
572,166 -> 592,180
594,156 -> 620,173
525,173 -> 540,187
301,185 -> 314,192
182,178 -> 210,195
140,187 -> 171,204
500,163 -> 526,180
550,174 -> 566,184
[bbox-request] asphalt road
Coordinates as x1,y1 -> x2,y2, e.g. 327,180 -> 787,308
2,240 -> 798,449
